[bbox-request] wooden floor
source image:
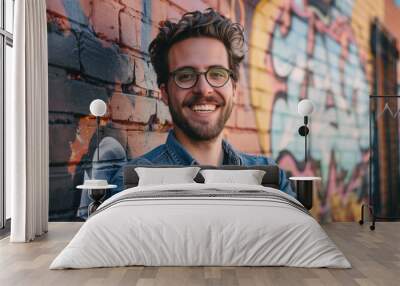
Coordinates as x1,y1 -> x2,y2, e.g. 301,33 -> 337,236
0,222 -> 399,286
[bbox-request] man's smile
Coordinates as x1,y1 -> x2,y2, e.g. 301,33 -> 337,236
190,104 -> 218,113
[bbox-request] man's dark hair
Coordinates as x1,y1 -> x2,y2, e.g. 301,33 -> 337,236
149,8 -> 245,87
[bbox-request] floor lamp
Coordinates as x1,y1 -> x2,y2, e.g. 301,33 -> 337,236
297,99 -> 315,165
290,99 -> 317,210
77,99 -> 116,216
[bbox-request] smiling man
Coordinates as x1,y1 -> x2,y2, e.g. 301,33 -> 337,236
78,8 -> 294,219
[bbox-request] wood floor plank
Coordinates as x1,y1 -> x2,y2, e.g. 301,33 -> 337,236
0,222 -> 399,286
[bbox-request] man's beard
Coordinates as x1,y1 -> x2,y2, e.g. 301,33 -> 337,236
167,92 -> 234,141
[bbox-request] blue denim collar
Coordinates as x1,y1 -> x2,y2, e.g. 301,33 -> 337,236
165,130 -> 241,166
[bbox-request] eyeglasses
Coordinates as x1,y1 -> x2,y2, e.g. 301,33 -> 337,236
169,66 -> 233,89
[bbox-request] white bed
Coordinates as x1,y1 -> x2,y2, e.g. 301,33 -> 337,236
50,183 -> 351,269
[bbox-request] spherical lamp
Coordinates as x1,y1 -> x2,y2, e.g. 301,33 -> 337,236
298,99 -> 315,116
90,99 -> 107,117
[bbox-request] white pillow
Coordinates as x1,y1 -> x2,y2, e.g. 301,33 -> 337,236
200,169 -> 266,185
135,167 -> 201,186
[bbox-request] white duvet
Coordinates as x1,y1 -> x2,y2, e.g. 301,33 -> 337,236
50,183 -> 351,269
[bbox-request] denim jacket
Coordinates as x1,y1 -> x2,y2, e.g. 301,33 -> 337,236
113,130 -> 294,194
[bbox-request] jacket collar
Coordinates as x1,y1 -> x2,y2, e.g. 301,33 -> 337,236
165,130 -> 242,166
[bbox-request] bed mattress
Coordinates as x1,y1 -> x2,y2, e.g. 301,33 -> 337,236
50,183 -> 351,269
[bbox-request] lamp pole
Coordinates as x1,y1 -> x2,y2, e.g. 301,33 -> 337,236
96,116 -> 100,163
304,116 -> 308,165
297,99 -> 314,167
89,99 -> 107,165
298,116 -> 309,165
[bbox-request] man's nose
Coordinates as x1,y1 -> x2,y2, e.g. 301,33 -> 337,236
192,74 -> 214,95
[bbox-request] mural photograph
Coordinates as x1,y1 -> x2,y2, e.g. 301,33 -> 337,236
47,0 -> 400,222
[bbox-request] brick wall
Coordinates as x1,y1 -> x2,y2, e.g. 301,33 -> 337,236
47,0 -> 398,222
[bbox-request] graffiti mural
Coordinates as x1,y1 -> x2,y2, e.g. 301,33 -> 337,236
47,0 -> 397,222
249,0 -> 384,221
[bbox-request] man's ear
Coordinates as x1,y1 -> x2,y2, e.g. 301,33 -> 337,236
160,83 -> 169,105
